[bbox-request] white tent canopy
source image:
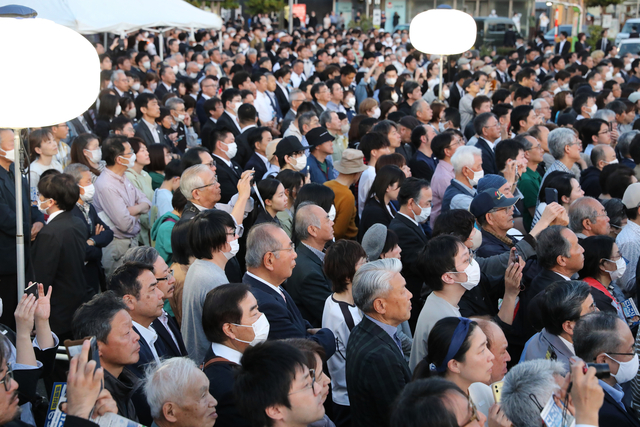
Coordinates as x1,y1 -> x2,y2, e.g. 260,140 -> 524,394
0,0 -> 222,34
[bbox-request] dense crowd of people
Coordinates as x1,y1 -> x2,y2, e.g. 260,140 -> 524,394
4,13 -> 640,427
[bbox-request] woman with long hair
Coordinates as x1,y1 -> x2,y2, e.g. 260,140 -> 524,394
70,133 -> 105,181
552,91 -> 573,123
252,178 -> 289,226
275,170 -> 306,237
357,165 -> 405,241
145,143 -> 173,190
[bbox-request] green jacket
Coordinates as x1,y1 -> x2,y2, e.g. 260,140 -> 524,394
151,211 -> 180,264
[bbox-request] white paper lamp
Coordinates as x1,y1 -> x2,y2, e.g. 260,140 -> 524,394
0,17 -> 100,128
409,9 -> 477,55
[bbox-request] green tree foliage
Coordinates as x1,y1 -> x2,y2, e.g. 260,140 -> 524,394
348,17 -> 373,32
244,0 -> 285,15
585,0 -> 623,7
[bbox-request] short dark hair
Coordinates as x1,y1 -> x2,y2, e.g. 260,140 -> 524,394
543,280 -> 591,335
391,378 -> 465,427
431,132 -> 455,160
134,93 -> 158,119
202,284 -> 253,343
432,209 -> 476,241
232,71 -> 251,89
189,209 -> 236,260
359,132 -> 390,162
180,146 -> 210,171
204,97 -> 222,118
495,139 -> 525,171
474,112 -> 496,136
324,240 -> 368,293
471,95 -> 491,114
37,173 -> 79,211
108,261 -> 155,299
443,108 -> 461,129
234,341 -> 308,427
417,235 -> 464,291
536,225 -> 571,270
397,177 -> 430,207
238,103 -> 258,124
247,127 -> 271,151
72,291 -> 129,343
511,105 -> 534,133
574,312 -> 622,362
221,88 -> 241,109
101,135 -> 129,166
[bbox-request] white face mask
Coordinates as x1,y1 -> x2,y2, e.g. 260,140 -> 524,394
443,89 -> 450,99
222,141 -> 238,159
197,63 -> 204,70
386,77 -> 397,86
127,107 -> 137,119
413,203 -> 431,223
562,83 -> 570,90
595,80 -> 604,91
605,257 -> 626,281
553,86 -> 562,95
328,205 -> 336,221
85,148 -> 102,164
605,353 -> 639,384
470,228 -> 483,251
232,313 -> 270,346
189,72 -> 199,79
467,168 -> 484,186
37,198 -> 52,214
439,122 -> 446,132
150,82 -> 158,91
347,97 -> 356,108
132,82 -> 141,91
535,68 -> 541,76
177,114 -> 186,122
240,43 -> 248,50
372,107 -> 381,119
626,63 -> 633,71
341,123 -> 350,135
142,61 -> 151,69
234,101 -> 242,114
119,152 -> 136,168
391,92 -> 399,102
178,62 -> 186,70
224,239 -> 240,260
588,104 -> 598,117
329,48 -> 336,55
172,65 -> 179,74
448,258 -> 481,290
291,155 -> 307,171
0,148 -> 15,163
606,159 -> 619,165
115,104 -> 122,116
605,71 -> 613,81
80,184 -> 95,203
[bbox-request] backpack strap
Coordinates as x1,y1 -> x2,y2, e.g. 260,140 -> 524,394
201,356 -> 237,370
162,217 -> 178,224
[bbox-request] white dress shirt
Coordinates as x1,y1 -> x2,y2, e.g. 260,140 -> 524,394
255,90 -> 275,123
133,321 -> 160,363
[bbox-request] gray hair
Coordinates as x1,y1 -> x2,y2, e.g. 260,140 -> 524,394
590,144 -> 609,167
574,312 -> 623,362
247,48 -> 258,57
319,110 -> 337,128
289,88 -> 305,101
513,133 -> 534,151
110,69 -> 126,83
531,98 -> 549,113
617,131 -> 639,157
352,258 -> 403,314
298,112 -> 317,130
179,164 -> 208,201
536,225 -> 571,270
540,79 -> 558,92
501,359 -> 566,427
123,246 -> 160,267
294,202 -> 322,242
63,163 -> 89,183
411,99 -> 427,116
144,357 -> 202,419
593,108 -> 615,123
245,223 -> 282,269
165,97 -> 185,111
451,145 -> 482,174
204,63 -> 217,74
548,128 -> 577,160
568,197 -> 600,233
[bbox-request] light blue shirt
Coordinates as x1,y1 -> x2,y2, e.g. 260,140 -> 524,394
365,315 -> 403,354
599,379 -> 626,411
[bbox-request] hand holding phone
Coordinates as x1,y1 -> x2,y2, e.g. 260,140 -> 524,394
545,188 -> 558,205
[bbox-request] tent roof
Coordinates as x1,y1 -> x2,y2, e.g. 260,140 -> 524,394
0,0 -> 222,34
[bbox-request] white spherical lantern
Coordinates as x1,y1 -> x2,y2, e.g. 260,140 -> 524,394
410,9 -> 477,55
0,17 -> 100,129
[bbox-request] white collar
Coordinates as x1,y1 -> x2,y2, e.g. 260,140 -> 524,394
132,321 -> 160,362
202,93 -> 211,100
557,335 -> 575,355
162,82 -> 172,90
256,152 -> 270,167
211,343 -> 243,365
398,212 -> 418,226
246,272 -> 285,299
142,117 -> 157,129
46,210 -> 64,224
213,153 -> 232,168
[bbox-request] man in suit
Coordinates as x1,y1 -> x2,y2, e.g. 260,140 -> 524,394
155,65 -> 177,100
234,104 -> 259,168
211,128 -> 243,204
474,112 -> 500,175
244,126 -> 273,183
574,312 -> 640,427
448,70 -> 472,110
196,76 -> 220,124
0,129 -> 44,330
495,56 -> 510,84
504,25 -> 517,47
134,93 -> 164,147
346,259 -> 412,427
32,173 -> 88,342
200,97 -> 224,152
216,88 -> 243,137
281,89 -> 306,135
595,29 -> 613,55
555,32 -> 571,56
389,178 -> 431,329
66,163 -> 113,299
242,223 -> 335,356
201,284 -> 257,427
286,204 -> 335,327
274,67 -> 291,117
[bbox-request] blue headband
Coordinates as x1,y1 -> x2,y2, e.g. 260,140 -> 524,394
431,317 -> 472,373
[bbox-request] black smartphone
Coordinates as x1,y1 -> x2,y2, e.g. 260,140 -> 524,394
118,38 -> 125,49
64,336 -> 101,371
586,363 -> 610,379
545,188 -> 558,205
514,249 -> 520,264
25,283 -> 38,300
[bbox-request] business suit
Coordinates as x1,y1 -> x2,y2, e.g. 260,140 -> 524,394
496,70 -> 510,84
476,137 -> 498,175
242,272 -> 336,357
134,120 -> 165,148
599,384 -> 640,427
196,96 -> 210,125
555,40 -> 571,56
346,316 -> 412,427
154,82 -> 175,100
522,328 -> 573,370
234,127 -> 255,168
200,117 -> 218,152
71,203 -> 114,298
595,38 -> 613,55
285,243 -> 333,328
215,111 -> 241,137
518,269 -> 567,341
281,109 -> 297,137
244,152 -> 268,183
152,316 -> 187,357
449,83 -> 462,110
31,211 -> 88,338
389,214 -> 429,327
215,157 -> 243,204
274,84 -> 291,117
0,163 -> 44,329
202,347 -> 249,427
358,198 -> 395,242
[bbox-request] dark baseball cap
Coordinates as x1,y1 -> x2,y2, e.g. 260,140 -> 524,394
470,188 -> 519,218
274,136 -> 307,157
306,127 -> 335,148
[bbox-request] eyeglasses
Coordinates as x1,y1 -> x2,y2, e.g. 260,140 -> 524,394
204,160 -> 217,168
0,365 -> 13,392
194,178 -> 218,190
270,243 -> 296,253
598,130 -> 611,135
157,269 -> 174,281
460,400 -> 479,427
289,369 -> 317,395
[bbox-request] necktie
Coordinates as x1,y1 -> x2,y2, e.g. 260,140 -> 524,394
278,287 -> 287,303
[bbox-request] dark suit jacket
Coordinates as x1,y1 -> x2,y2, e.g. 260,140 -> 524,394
234,127 -> 254,168
152,316 -> 187,357
388,214 -> 428,300
518,269 -> 567,341
555,40 -> 571,56
595,38 -> 613,55
202,347 -> 250,427
244,153 -> 268,183
285,243 -> 333,328
449,83 -> 462,110
134,120 -> 165,148
31,211 -> 87,336
200,117 -> 217,152
0,163 -> 44,276
215,111 -> 241,137
274,85 -> 291,117
154,82 -> 175,100
599,385 -> 640,427
346,316 -> 411,427
214,157 -> 242,204
196,96 -> 209,125
70,203 -> 113,299
358,198 -> 395,242
242,272 -> 335,357
476,137 -> 498,175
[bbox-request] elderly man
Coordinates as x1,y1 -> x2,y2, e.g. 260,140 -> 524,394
473,319 -> 511,384
580,145 -> 617,198
532,98 -> 552,123
287,203 -> 335,327
347,259 -> 412,427
569,197 -> 611,239
522,281 -> 596,370
111,69 -> 131,98
542,128 -> 583,185
441,146 -> 483,213
73,292 -> 142,421
201,284 -> 263,427
411,99 -> 433,125
144,358 -> 218,427
165,97 -> 197,152
155,66 -> 177,99
474,112 -> 501,175
92,136 -> 152,277
242,223 -> 335,355
574,312 -> 640,427
617,183 -> 640,293
471,188 -> 519,258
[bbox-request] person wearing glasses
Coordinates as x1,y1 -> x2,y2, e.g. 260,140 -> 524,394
574,312 -> 640,427
568,197 -> 611,240
580,119 -> 612,158
122,247 -> 187,357
540,128 -> 584,187
234,341 -> 328,427
93,135 -> 152,277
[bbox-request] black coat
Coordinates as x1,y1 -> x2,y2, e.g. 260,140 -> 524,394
31,211 -> 88,337
595,38 -> 613,55
153,316 -> 188,357
215,111 -> 241,137
358,198 -> 395,242
598,384 -> 640,427
476,137 -> 499,175
234,128 -> 254,168
215,157 -> 243,204
244,153 -> 268,183
104,368 -> 139,422
134,120 -> 166,149
200,118 -> 217,152
518,269 -> 567,341
70,203 -> 114,299
449,83 -> 462,110
274,85 -> 291,117
555,40 -> 571,56
154,82 -> 175,100
579,166 -> 601,199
